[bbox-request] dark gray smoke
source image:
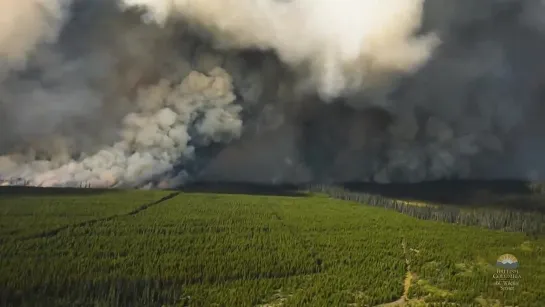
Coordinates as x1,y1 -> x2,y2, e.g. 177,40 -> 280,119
1,0 -> 545,188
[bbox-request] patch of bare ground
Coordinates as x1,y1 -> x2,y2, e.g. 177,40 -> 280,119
256,291 -> 293,307
374,239 -> 415,307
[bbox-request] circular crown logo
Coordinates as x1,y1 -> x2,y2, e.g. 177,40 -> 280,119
496,254 -> 519,269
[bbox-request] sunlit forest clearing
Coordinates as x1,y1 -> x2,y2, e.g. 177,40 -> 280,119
0,187 -> 544,306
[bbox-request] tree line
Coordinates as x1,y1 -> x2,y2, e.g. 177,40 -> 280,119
306,184 -> 545,236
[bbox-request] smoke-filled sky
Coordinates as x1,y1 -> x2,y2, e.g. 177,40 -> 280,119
1,0 -> 545,188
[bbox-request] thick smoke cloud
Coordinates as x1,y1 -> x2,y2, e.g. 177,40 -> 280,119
122,0 -> 439,100
0,0 -> 71,75
0,0 -> 244,188
1,0 -> 545,188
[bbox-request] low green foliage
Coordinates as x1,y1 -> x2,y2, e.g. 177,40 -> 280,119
0,190 -> 544,306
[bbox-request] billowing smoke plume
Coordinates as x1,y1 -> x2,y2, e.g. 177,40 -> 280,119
121,0 -> 439,100
0,0 -> 71,76
1,0 -> 545,188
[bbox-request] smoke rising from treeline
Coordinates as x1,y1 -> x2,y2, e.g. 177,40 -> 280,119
1,0 -> 545,188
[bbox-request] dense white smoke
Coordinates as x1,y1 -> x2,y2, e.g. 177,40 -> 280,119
2,0 -> 545,188
1,67 -> 242,188
121,0 -> 440,100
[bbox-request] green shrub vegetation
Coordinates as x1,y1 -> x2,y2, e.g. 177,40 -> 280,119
0,189 -> 544,306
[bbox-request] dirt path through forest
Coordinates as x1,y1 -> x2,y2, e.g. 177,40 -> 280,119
375,239 -> 414,306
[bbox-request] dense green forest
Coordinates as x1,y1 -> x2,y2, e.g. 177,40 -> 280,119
0,188 -> 544,306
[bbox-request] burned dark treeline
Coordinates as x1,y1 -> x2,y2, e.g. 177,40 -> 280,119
342,180 -> 545,213
308,184 -> 545,236
180,181 -> 307,197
